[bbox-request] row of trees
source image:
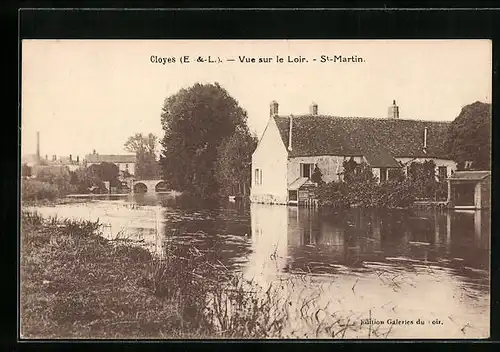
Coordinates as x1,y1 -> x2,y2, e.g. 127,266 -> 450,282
22,162 -> 127,201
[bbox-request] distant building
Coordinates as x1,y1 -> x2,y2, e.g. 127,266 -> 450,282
84,150 -> 136,177
21,132 -> 82,174
31,164 -> 71,180
49,154 -> 82,172
251,100 -> 457,205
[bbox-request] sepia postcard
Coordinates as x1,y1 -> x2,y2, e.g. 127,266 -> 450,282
20,39 -> 491,340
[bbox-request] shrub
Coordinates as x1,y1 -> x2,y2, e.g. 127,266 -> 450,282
311,164 -> 324,185
315,181 -> 348,208
21,179 -> 59,201
315,179 -> 417,209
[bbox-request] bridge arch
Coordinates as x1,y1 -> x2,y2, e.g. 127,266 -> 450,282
133,182 -> 148,193
132,179 -> 167,193
155,181 -> 168,192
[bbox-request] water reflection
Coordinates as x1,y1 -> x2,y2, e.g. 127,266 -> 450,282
25,194 -> 490,338
250,205 -> 490,275
248,204 -> 490,338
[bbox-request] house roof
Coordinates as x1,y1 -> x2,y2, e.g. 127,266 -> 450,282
273,115 -> 452,165
85,154 -> 136,164
448,171 -> 490,181
288,177 -> 309,190
363,149 -> 401,168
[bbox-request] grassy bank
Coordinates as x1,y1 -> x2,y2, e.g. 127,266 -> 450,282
21,211 -> 189,339
20,211 -> 292,339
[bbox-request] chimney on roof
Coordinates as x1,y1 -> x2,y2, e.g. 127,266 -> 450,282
270,100 -> 279,117
288,115 -> 293,151
423,127 -> 428,152
76,155 -> 79,163
388,100 -> 399,119
310,102 -> 318,115
69,154 -> 72,162
36,132 -> 40,164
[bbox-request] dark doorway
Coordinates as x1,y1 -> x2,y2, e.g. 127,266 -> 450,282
452,183 -> 475,206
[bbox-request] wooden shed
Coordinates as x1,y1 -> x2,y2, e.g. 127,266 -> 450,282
447,171 -> 491,209
287,177 -> 317,206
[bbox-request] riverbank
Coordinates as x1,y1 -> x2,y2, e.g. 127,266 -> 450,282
19,210 -> 293,339
20,211 -> 198,339
21,197 -> 92,208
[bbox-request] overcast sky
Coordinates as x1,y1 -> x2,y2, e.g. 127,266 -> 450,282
21,39 -> 491,159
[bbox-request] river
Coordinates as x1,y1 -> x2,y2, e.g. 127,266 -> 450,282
24,193 -> 490,339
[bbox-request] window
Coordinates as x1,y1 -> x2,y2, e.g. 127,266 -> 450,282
125,163 -> 129,170
300,163 -> 314,178
380,167 -> 387,182
255,169 -> 263,185
438,166 -> 447,181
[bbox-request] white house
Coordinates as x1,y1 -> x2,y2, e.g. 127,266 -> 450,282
84,150 -> 136,178
251,100 -> 457,205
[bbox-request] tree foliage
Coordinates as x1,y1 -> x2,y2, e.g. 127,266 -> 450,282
445,101 -> 491,170
316,159 -> 449,208
124,133 -> 160,179
342,159 -> 377,184
88,162 -> 120,187
214,130 -> 257,196
35,166 -> 74,195
160,83 -> 249,197
407,160 -> 447,200
310,164 -> 324,185
70,167 -> 104,193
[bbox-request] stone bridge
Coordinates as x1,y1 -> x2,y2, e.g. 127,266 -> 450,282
132,179 -> 168,193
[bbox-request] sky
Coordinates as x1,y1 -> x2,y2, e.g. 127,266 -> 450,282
21,39 -> 491,159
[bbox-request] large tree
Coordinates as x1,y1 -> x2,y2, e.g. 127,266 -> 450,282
124,133 -> 160,179
160,82 -> 249,197
445,101 -> 491,170
214,130 -> 258,197
88,162 -> 120,187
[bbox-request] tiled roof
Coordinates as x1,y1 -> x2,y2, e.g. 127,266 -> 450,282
363,148 -> 401,168
85,154 -> 136,164
448,171 -> 490,181
274,115 -> 452,164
